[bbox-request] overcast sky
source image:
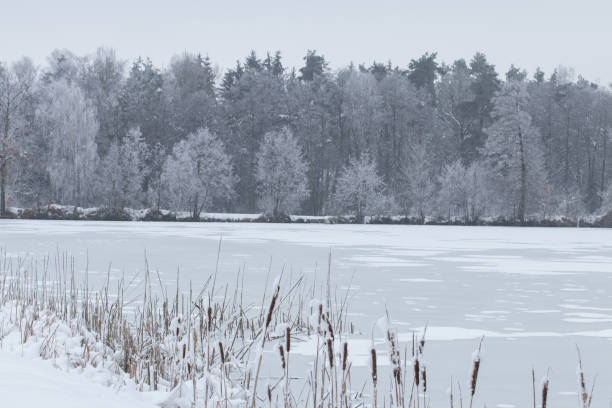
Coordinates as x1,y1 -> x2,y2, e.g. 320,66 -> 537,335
3,0 -> 611,84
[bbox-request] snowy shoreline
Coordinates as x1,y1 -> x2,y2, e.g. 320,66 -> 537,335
3,204 -> 612,227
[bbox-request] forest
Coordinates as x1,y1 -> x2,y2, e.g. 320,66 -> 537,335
1,48 -> 611,222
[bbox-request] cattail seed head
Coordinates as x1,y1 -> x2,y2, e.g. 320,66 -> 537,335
470,359 -> 480,397
541,378 -> 549,408
278,344 -> 286,369
342,342 -> 348,371
218,341 -> 225,364
414,358 -> 420,387
327,338 -> 334,368
265,284 -> 280,329
393,367 -> 401,386
286,326 -> 291,352
370,348 -> 378,384
207,306 -> 212,331
327,319 -> 334,340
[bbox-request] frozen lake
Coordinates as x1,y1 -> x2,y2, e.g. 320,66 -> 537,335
1,220 -> 612,407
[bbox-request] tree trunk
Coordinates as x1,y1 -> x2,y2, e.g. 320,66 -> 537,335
601,128 -> 608,193
518,128 -> 527,224
0,162 -> 6,216
192,193 -> 200,221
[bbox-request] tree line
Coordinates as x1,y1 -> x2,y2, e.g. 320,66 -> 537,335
1,48 -> 612,221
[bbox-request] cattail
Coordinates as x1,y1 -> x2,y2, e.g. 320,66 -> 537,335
414,357 -> 420,387
422,365 -> 427,393
317,303 -> 323,330
541,377 -> 549,408
371,348 -> 378,384
182,343 -> 186,359
327,318 -> 334,340
393,366 -> 401,386
278,344 -> 286,369
470,359 -> 480,397
207,306 -> 212,331
371,347 -> 378,408
327,338 -> 334,368
265,283 -> 280,329
577,346 -> 588,408
218,341 -> 225,365
469,337 -> 483,408
285,326 -> 291,352
342,342 -> 348,371
419,325 -> 427,354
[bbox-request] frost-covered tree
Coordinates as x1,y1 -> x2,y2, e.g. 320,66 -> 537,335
0,59 -> 36,214
144,142 -> 167,210
97,128 -> 146,210
220,51 -> 288,212
161,128 -> 235,219
38,79 -> 98,206
80,48 -> 125,155
484,80 -> 546,222
437,160 -> 489,222
599,183 -> 612,215
400,143 -> 436,220
165,53 -> 217,143
256,128 -> 308,217
333,154 -> 391,222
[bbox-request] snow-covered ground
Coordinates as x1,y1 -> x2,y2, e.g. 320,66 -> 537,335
0,350 -> 158,408
2,220 -> 612,407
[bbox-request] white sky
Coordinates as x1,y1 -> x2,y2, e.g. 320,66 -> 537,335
3,0 -> 611,84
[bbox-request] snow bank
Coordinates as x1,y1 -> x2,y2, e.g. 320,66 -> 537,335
0,350 -> 157,408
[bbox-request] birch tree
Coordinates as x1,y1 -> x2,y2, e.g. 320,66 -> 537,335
38,80 -> 98,206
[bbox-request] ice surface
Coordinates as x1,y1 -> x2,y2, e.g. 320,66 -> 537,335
1,220 -> 612,407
